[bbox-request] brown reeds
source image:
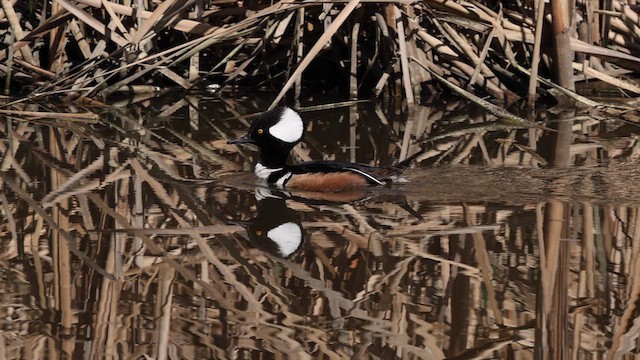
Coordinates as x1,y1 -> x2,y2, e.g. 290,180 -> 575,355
0,0 -> 639,108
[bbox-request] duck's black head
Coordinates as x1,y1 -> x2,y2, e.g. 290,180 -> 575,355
229,107 -> 305,167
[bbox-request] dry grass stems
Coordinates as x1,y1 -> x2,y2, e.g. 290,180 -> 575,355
0,0 -> 638,113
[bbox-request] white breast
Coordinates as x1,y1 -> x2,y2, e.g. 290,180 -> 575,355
254,163 -> 282,180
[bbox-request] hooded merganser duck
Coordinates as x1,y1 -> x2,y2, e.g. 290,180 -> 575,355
228,106 -> 424,192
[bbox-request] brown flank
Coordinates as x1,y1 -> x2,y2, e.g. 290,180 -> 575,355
286,172 -> 370,192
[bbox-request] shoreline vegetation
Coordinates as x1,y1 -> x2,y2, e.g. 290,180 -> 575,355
1,0 -> 640,111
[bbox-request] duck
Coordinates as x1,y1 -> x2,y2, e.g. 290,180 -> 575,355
228,106 -> 424,192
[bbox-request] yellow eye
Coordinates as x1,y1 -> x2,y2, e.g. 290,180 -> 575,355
257,129 -> 264,134
256,230 -> 262,236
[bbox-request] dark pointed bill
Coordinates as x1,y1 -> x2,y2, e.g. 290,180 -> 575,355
227,219 -> 252,227
228,134 -> 254,144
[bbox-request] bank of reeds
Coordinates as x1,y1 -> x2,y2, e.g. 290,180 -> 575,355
2,0 -> 640,107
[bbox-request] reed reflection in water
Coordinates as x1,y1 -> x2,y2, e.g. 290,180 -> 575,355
0,96 -> 639,359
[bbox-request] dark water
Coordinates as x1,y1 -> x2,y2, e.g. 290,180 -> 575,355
1,94 -> 639,359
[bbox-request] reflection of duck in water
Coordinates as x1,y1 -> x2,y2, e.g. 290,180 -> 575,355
232,185 -> 424,258
231,188 -> 304,258
228,107 -> 424,192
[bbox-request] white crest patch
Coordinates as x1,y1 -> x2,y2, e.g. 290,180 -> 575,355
268,107 -> 304,143
267,222 -> 302,257
254,162 -> 282,180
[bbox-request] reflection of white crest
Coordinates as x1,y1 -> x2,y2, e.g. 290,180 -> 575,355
267,222 -> 302,257
269,107 -> 303,143
255,187 -> 280,201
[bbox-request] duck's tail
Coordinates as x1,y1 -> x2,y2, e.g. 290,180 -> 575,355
393,148 -> 427,171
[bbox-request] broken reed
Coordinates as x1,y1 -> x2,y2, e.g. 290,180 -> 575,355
2,0 -> 640,107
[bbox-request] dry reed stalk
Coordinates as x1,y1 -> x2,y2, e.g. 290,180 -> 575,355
272,255 -> 357,310
0,0 -> 15,21
155,266 -> 176,360
189,1 -> 203,82
95,58 -> 172,97
13,59 -> 56,80
42,166 -> 132,208
441,23 -> 500,90
4,33 -> 13,95
57,0 -> 128,46
100,225 -> 243,235
373,66 -> 392,97
573,62 -> 640,93
451,132 -> 483,164
514,63 -> 601,107
188,95 -> 199,132
0,109 -> 99,120
528,0 -> 547,107
413,58 -> 529,125
551,0 -> 575,90
1,0 -> 37,65
48,129 -> 74,357
534,202 -> 548,359
476,135 -> 491,164
215,14 -> 288,87
350,21 -> 360,101
607,209 -> 640,359
0,191 -> 17,254
77,194 -> 99,246
29,215 -> 47,308
170,1 -> 297,65
411,104 -> 432,140
91,220 -> 124,357
48,0 -> 67,73
349,105 -> 357,163
394,6 -> 414,104
548,201 -> 571,358
582,205 -> 596,298
293,8 -> 304,106
573,67 -> 631,82
0,336 -> 9,359
0,120 -> 25,172
131,0 -> 184,44
102,9 -> 130,44
496,130 -> 513,164
75,0 -> 218,35
167,128 -> 241,171
398,111 -> 412,161
465,206 -> 504,326
402,5 -> 425,99
269,0 -> 361,109
408,20 -> 508,100
273,8 -> 294,45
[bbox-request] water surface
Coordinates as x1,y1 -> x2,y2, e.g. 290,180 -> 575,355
1,94 -> 638,359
